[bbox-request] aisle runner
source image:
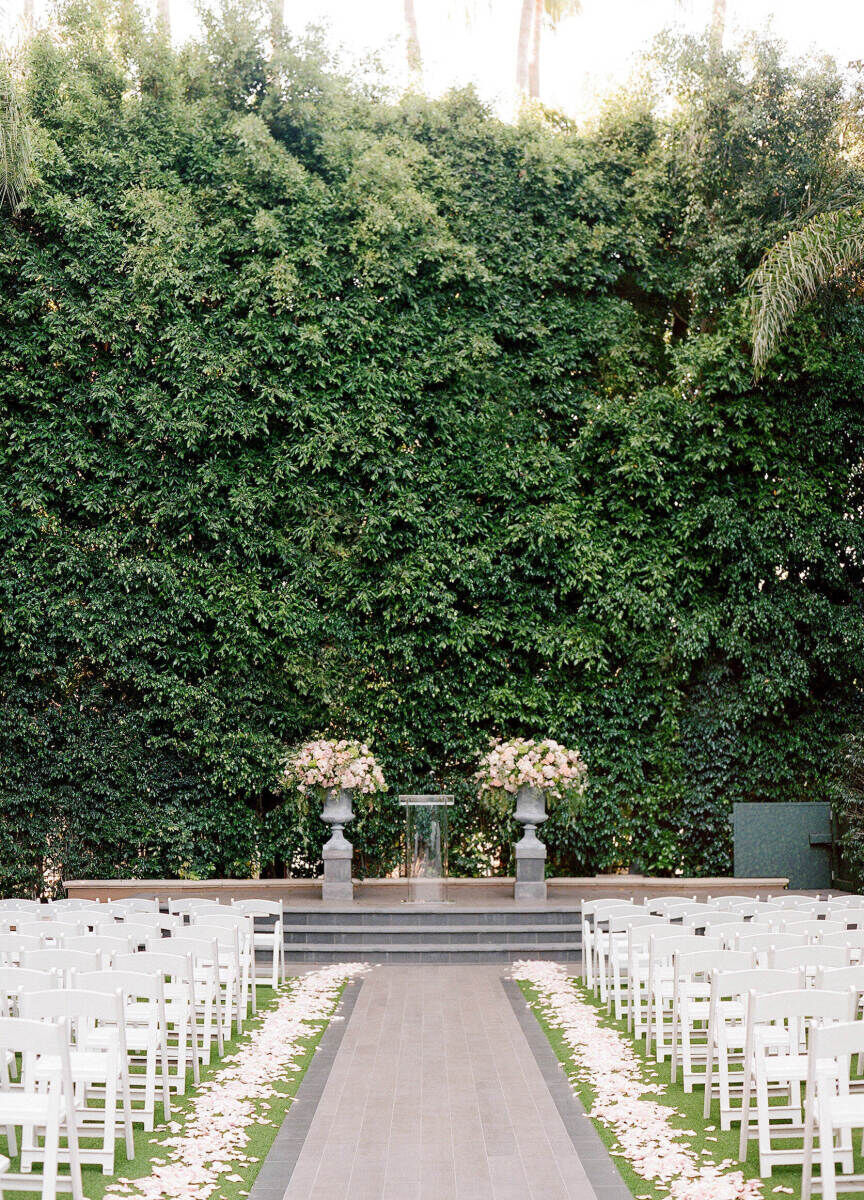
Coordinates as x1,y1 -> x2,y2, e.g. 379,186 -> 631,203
108,964 -> 368,1200
513,961 -> 763,1200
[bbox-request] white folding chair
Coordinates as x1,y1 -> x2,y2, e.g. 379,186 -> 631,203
605,913 -> 661,1020
739,987 -> 856,1176
64,934 -> 139,966
0,1016 -> 84,1200
232,899 -> 286,989
76,969 -> 172,1130
20,988 -> 134,1176
803,1019 -> 864,1200
703,967 -> 801,1130
16,920 -> 86,944
822,929 -> 864,964
646,933 -> 721,1060
671,948 -> 752,1091
167,934 -> 224,1060
113,912 -> 180,938
765,895 -> 823,909
168,898 -> 223,923
826,906 -> 864,928
190,922 -> 247,1032
709,897 -> 762,916
192,910 -> 255,1014
625,922 -> 673,1037
114,951 -> 199,1092
644,899 -> 702,918
49,899 -> 103,914
580,900 -> 636,991
0,967 -> 58,1019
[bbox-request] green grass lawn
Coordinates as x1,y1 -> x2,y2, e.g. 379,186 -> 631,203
518,977 -> 860,1200
2,980 -> 344,1200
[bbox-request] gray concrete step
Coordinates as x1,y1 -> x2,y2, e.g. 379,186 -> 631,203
283,923 -> 581,946
282,941 -> 580,963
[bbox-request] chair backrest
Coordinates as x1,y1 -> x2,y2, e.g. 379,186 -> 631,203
810,1018 -> 864,1063
169,898 -> 224,916
676,948 -> 752,980
628,923 -> 675,950
20,987 -> 124,1031
764,894 -> 819,909
168,935 -> 220,964
15,920 -> 83,939
50,898 -> 102,911
711,967 -> 801,1000
647,900 -> 703,917
769,944 -> 850,971
75,968 -> 163,1006
65,934 -> 136,959
608,912 -> 664,935
191,911 -> 251,938
749,911 -> 787,928
827,895 -> 864,909
192,923 -> 241,953
115,912 -> 179,934
827,908 -> 864,929
114,950 -> 192,984
0,899 -> 42,912
642,894 -> 696,908
782,919 -> 845,938
708,897 -> 761,914
107,898 -> 160,914
732,931 -> 811,953
649,933 -> 722,966
231,899 -> 283,919
113,923 -> 156,949
0,933 -> 45,960
822,929 -> 864,951
0,967 -> 58,1016
20,948 -> 103,974
0,1013 -> 70,1057
749,987 -> 855,1024
815,965 -> 864,994
582,899 -> 636,920
682,913 -> 748,932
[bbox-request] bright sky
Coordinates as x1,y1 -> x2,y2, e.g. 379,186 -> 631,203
4,0 -> 864,118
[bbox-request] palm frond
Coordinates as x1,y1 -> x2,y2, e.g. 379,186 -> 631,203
748,204 -> 864,374
0,57 -> 34,214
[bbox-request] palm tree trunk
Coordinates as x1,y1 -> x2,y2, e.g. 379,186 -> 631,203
516,0 -> 532,92
528,0 -> 542,98
709,0 -> 726,55
404,0 -> 422,74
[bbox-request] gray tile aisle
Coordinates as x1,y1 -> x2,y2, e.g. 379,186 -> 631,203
279,965 -> 600,1200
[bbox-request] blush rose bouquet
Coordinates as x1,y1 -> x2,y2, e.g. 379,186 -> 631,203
281,738 -> 387,806
476,737 -> 587,816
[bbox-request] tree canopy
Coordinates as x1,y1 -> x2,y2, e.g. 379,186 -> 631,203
1,5 -> 862,892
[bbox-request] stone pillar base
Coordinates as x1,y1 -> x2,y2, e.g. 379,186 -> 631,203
514,823 -> 547,902
322,833 -> 353,903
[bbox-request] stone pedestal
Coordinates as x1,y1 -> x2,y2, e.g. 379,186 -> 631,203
513,786 -> 548,902
321,787 -> 355,902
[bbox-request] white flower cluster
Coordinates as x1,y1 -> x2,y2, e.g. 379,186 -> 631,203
476,737 -> 587,801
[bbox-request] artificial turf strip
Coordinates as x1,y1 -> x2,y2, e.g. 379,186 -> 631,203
2,980 -> 344,1200
516,978 -> 850,1200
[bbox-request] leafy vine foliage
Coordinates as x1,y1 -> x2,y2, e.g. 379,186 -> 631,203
1,6 -> 862,893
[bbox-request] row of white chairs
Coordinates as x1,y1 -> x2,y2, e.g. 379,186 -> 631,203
581,893 -> 864,1197
0,894 -> 290,1199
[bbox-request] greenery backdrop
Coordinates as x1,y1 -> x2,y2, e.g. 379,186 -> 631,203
1,1 -> 863,893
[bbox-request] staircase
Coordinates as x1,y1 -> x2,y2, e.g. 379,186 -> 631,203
281,906 -> 580,963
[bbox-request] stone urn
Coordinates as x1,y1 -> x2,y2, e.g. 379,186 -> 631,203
513,785 -> 548,901
321,787 -> 355,902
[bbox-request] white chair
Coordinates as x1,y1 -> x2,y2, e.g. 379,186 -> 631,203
0,1016 -> 84,1200
646,933 -> 721,1060
114,912 -> 180,937
605,913 -> 662,1020
671,948 -> 752,1091
16,920 -> 86,944
191,922 -> 247,1032
115,951 -> 199,1092
169,898 -> 223,922
703,967 -> 801,1130
20,988 -> 135,1176
802,1019 -> 864,1200
825,895 -> 864,907
681,912 -> 749,936
580,900 -> 636,991
765,895 -> 822,909
644,899 -> 702,918
826,907 -> 864,929
738,987 -> 856,1175
107,923 -> 156,951
232,899 -> 286,990
625,922 -> 673,1037
76,969 -> 172,1130
49,899 -> 103,913
167,934 -> 225,1060
748,910 -> 788,929
0,900 -> 42,913
709,897 -> 762,917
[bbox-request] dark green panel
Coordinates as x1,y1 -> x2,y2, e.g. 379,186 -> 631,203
732,802 -> 832,889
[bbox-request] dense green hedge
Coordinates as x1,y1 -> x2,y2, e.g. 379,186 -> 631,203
1,6 -> 863,893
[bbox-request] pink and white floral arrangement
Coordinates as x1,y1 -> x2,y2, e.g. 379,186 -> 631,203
281,738 -> 387,804
475,737 -> 587,815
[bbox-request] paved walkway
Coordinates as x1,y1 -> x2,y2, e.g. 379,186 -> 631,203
280,966 -> 601,1200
